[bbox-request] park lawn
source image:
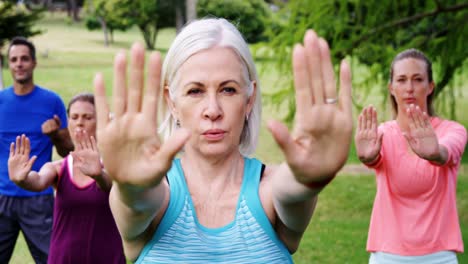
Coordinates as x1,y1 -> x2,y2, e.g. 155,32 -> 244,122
3,12 -> 468,263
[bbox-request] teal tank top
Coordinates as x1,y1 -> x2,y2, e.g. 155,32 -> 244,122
136,157 -> 293,263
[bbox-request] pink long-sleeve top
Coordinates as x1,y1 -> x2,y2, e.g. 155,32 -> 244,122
366,117 -> 467,255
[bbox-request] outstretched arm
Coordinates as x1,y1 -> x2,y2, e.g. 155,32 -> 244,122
403,105 -> 447,165
8,134 -> 59,192
42,115 -> 74,157
94,43 -> 190,259
267,30 -> 353,251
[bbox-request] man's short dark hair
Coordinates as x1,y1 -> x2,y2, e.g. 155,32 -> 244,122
7,36 -> 36,61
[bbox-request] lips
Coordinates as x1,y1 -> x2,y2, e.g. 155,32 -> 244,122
202,129 -> 226,141
74,128 -> 84,135
403,98 -> 416,104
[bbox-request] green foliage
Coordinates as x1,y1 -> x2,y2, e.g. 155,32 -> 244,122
126,0 -> 162,50
267,0 -> 468,121
197,0 -> 273,43
84,0 -> 133,43
84,0 -> 176,49
0,0 -> 43,50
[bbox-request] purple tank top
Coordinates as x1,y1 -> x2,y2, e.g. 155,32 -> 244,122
48,156 -> 126,264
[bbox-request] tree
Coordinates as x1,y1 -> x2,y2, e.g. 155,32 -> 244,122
267,0 -> 468,121
197,0 -> 273,43
126,0 -> 175,50
85,0 -> 133,46
86,0 -> 177,50
0,0 -> 43,89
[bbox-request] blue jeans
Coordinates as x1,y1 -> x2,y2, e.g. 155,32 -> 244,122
0,194 -> 54,264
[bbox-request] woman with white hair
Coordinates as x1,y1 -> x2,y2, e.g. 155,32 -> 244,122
94,18 -> 353,263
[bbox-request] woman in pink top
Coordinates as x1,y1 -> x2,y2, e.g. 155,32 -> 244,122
355,49 -> 467,264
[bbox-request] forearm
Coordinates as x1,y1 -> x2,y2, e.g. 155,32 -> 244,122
109,181 -> 167,241
49,129 -> 74,157
272,163 -> 322,233
15,171 -> 52,192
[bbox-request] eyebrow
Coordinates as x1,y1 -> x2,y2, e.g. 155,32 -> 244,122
183,79 -> 242,88
396,73 -> 424,78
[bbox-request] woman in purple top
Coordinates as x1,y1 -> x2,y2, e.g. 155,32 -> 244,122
7,93 -> 126,264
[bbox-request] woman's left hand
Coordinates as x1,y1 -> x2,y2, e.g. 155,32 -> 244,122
72,130 -> 102,179
403,105 -> 442,161
268,30 -> 353,185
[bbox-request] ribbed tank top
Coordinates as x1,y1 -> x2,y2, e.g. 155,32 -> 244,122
48,155 -> 126,264
136,157 -> 293,263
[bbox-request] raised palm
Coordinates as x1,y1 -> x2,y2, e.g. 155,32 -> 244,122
72,131 -> 102,178
403,105 -> 439,160
355,106 -> 382,164
94,44 -> 189,187
269,31 -> 353,183
8,135 -> 37,183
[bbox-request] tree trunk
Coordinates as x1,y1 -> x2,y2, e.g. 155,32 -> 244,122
98,17 -> 109,46
139,24 -> 158,50
186,0 -> 198,22
175,5 -> 184,33
41,0 -> 52,9
110,30 -> 114,44
67,0 -> 80,22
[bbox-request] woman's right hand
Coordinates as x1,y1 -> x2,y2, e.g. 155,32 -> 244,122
8,134 -> 36,183
355,106 -> 383,164
93,43 -> 190,188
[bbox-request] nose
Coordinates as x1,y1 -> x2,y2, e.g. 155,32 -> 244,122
406,80 -> 415,93
76,117 -> 85,126
203,93 -> 223,121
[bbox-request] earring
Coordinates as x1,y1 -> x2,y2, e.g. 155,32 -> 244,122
176,119 -> 180,127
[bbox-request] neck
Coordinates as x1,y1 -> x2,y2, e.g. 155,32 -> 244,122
181,150 -> 244,191
13,81 -> 35,95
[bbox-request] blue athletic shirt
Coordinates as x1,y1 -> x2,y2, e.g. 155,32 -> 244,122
136,157 -> 294,263
0,86 -> 68,196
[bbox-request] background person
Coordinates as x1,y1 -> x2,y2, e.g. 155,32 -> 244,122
93,18 -> 353,263
355,49 -> 467,264
0,36 -> 73,263
8,93 -> 126,264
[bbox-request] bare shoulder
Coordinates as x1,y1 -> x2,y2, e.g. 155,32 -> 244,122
49,159 -> 65,174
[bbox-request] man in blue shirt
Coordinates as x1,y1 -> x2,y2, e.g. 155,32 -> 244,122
0,37 -> 73,263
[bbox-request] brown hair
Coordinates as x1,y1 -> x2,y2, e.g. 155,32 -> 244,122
8,36 -> 36,61
67,93 -> 95,115
389,48 -> 435,116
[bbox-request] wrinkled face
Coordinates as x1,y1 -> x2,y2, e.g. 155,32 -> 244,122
8,45 -> 36,85
167,47 -> 254,158
68,101 -> 97,144
389,58 -> 434,114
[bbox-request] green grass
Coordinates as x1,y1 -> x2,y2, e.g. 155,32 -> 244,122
4,12 -> 468,263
